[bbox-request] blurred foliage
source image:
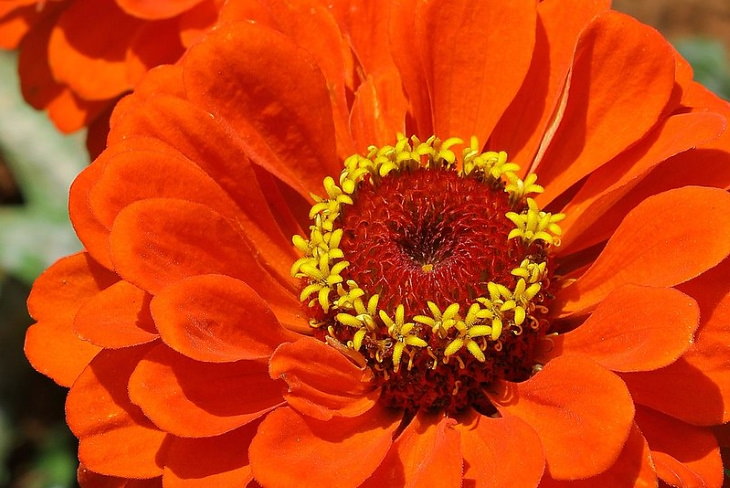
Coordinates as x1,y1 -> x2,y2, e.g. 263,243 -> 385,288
0,25 -> 729,488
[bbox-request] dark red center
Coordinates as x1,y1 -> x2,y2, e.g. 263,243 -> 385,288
313,167 -> 554,415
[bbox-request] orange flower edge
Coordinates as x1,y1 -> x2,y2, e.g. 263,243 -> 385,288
25,1 -> 730,487
0,0 -> 222,148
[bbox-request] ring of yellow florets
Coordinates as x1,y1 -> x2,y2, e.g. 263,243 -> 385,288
291,135 -> 564,373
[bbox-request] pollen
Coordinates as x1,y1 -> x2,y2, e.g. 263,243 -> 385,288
291,135 -> 562,415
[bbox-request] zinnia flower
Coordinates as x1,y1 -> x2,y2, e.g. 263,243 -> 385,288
0,0 -> 222,154
25,1 -> 730,486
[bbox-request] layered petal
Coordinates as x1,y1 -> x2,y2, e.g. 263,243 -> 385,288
151,274 -> 298,363
127,343 -> 283,438
249,405 -> 401,488
459,412 -> 545,488
545,285 -> 699,372
491,0 -> 610,167
74,280 -> 158,348
25,252 -> 117,386
418,0 -> 537,144
364,413 -> 462,488
182,21 -> 341,196
66,345 -> 166,478
622,258 -> 730,425
556,186 -> 730,316
636,406 -> 723,488
491,355 -> 634,480
269,337 -> 379,420
109,198 -> 294,296
539,424 -> 657,488
162,422 -> 258,487
535,11 -> 677,204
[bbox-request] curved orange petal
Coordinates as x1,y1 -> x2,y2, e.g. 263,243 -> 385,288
558,111 -> 726,254
162,422 -> 258,487
364,412 -> 462,488
151,274 -> 298,363
125,18 -> 183,86
116,0 -> 206,20
49,0 -> 141,100
269,337 -> 378,421
556,186 -> 730,316
636,406 -> 723,488
67,345 -> 166,478
538,423 -> 657,488
387,0 -> 432,137
536,11 -> 676,204
109,198 -> 294,295
127,343 -> 283,438
622,258 -> 730,426
459,411 -> 545,488
105,94 -> 298,271
419,0 -> 536,144
25,252 -> 117,386
491,0 -> 610,167
0,2 -> 40,49
74,280 -> 158,348
249,405 -> 401,488
183,21 -> 341,197
88,150 -> 241,230
545,285 -> 699,372
491,355 -> 634,480
177,0 -> 219,48
349,70 -> 408,151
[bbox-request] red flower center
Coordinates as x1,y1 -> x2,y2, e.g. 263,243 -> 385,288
292,136 -> 564,415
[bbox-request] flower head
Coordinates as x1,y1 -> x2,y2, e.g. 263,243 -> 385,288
25,1 -> 730,487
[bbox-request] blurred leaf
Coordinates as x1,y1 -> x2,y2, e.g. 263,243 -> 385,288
0,51 -> 87,284
674,37 -> 730,100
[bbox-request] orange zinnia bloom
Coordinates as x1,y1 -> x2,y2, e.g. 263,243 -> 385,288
0,0 -> 222,153
25,1 -> 730,487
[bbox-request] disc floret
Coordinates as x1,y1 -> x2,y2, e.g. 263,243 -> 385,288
291,134 -> 565,413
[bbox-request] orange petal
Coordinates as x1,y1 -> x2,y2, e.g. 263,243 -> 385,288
559,112 -> 726,254
109,198 -> 293,296
556,186 -> 730,316
546,285 -> 699,372
419,0 -> 536,144
177,0 -> 219,48
106,94 -> 298,272
183,21 -> 341,197
622,258 -> 730,426
127,343 -> 282,438
458,411 -> 545,488
162,422 -> 258,487
78,465 -> 162,488
536,11 -> 676,204
67,345 -> 166,478
364,412 -> 462,488
269,337 -> 378,420
0,2 -> 40,49
538,423 -> 657,488
387,0 -> 432,136
349,70 -> 407,151
491,0 -> 610,167
151,274 -> 298,363
636,406 -> 723,488
491,355 -> 634,480
116,0 -> 206,20
49,0 -> 141,100
74,280 -> 158,348
125,18 -> 183,86
25,252 -> 117,386
88,150 -> 241,230
249,405 -> 401,488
